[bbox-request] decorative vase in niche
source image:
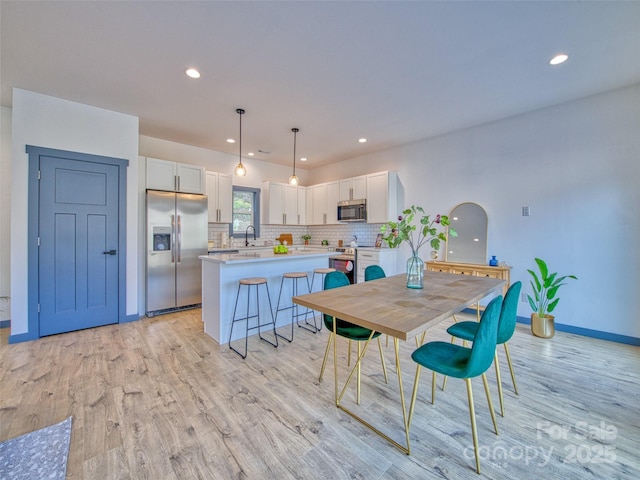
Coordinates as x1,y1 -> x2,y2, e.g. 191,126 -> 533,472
489,255 -> 498,266
406,254 -> 424,289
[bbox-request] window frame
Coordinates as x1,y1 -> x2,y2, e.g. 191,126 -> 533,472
230,186 -> 261,239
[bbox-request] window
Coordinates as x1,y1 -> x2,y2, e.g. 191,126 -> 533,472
230,186 -> 260,238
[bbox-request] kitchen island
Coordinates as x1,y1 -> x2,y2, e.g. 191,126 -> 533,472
200,248 -> 334,344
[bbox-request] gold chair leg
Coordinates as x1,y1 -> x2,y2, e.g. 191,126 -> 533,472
356,342 -> 361,405
348,339 -> 352,366
481,373 -> 499,435
377,337 -> 389,384
431,371 -> 437,405
504,342 -> 519,394
408,364 -> 422,429
333,317 -> 339,404
319,332 -> 334,382
494,352 -> 505,417
465,378 -> 481,474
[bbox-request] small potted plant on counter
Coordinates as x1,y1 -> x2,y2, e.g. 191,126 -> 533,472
527,257 -> 577,338
301,234 -> 311,245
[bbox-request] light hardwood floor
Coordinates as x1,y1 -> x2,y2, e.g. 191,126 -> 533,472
1,310 -> 639,479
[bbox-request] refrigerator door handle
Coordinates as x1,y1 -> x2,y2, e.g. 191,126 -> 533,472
177,214 -> 182,263
171,214 -> 176,263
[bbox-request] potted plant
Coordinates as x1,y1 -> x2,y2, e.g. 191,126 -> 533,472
527,257 -> 577,338
301,234 -> 311,245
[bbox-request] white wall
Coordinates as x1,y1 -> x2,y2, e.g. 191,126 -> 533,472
309,84 -> 640,339
9,89 -> 139,335
0,107 -> 12,321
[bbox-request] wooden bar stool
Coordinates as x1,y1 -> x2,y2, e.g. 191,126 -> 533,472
228,277 -> 278,359
309,267 -> 336,331
275,272 -> 315,340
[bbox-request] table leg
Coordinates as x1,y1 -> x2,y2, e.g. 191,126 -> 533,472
334,331 -> 411,455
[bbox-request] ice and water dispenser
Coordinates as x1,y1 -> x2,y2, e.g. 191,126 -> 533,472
152,226 -> 172,252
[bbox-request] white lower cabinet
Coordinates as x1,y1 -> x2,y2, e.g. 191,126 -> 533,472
356,248 -> 398,283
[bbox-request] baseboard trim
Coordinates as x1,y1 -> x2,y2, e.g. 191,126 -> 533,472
0,319 -> 10,329
515,316 -> 640,346
121,313 -> 140,324
460,308 -> 639,346
8,330 -> 40,344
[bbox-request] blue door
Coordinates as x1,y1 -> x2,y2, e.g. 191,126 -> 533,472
38,155 -> 120,335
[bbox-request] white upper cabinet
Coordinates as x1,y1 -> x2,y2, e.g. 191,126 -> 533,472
297,186 -> 307,225
146,157 -> 205,194
206,171 -> 232,223
262,182 -> 301,225
339,175 -> 367,201
311,181 -> 339,224
366,171 -> 398,224
326,181 -> 339,223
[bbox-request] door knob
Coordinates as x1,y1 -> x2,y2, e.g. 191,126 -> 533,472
103,249 -> 117,255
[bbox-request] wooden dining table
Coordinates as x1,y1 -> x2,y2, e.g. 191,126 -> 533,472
292,270 -> 505,455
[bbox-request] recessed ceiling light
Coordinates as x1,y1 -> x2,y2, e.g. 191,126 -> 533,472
226,138 -> 235,144
248,152 -> 254,156
300,157 -> 307,162
358,138 -> 367,143
185,68 -> 201,78
549,53 -> 568,66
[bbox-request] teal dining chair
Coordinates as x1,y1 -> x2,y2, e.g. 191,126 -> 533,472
408,295 -> 503,474
364,264 -> 386,281
445,281 -> 522,416
319,271 -> 388,405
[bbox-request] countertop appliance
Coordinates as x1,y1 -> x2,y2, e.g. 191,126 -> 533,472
146,190 -> 208,316
337,199 -> 366,222
329,247 -> 356,284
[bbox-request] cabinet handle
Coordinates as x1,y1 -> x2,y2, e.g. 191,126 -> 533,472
323,213 -> 327,224
298,214 -> 300,225
283,213 -> 286,224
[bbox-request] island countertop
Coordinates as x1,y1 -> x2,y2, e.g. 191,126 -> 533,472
199,248 -> 334,265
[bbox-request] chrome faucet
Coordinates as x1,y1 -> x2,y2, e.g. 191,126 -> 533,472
245,225 -> 256,247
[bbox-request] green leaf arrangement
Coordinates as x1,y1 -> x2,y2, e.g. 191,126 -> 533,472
527,258 -> 577,317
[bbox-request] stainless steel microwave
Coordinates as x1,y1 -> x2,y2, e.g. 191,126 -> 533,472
337,199 -> 367,222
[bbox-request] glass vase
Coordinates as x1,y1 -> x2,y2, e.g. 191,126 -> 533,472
406,253 -> 424,289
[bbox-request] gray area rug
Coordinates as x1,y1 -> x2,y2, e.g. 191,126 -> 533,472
0,416 -> 72,479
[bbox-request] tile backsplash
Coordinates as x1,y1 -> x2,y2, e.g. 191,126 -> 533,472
208,223 -> 386,248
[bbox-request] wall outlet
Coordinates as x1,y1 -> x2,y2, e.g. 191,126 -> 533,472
521,292 -> 528,303
522,206 -> 530,216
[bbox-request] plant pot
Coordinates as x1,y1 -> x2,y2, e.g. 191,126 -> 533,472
304,240 -> 309,245
531,313 -> 555,338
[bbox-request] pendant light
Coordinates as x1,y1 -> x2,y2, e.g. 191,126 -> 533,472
234,108 -> 246,176
289,127 -> 299,186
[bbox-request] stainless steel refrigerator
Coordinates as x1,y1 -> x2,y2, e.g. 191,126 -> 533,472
146,190 -> 208,315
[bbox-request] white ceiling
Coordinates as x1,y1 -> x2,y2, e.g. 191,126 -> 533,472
2,1 -> 639,168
